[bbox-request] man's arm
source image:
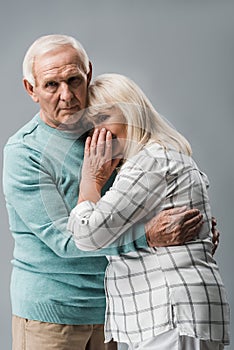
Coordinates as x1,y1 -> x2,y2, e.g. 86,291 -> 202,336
145,206 -> 203,247
146,208 -> 219,255
211,216 -> 220,255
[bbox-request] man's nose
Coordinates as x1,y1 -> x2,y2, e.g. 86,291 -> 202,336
60,83 -> 73,102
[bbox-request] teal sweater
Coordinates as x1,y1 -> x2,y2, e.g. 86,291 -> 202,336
3,114 -> 147,325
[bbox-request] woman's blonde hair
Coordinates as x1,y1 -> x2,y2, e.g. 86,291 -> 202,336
87,73 -> 192,158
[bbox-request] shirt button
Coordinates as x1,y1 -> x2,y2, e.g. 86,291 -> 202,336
80,218 -> 88,225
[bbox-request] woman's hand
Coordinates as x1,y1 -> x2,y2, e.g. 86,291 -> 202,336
78,128 -> 121,204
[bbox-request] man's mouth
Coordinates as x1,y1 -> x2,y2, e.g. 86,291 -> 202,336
61,105 -> 80,112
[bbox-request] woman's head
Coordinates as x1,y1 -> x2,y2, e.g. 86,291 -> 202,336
87,73 -> 192,158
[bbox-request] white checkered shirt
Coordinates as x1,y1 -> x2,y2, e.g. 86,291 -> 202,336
68,143 -> 230,345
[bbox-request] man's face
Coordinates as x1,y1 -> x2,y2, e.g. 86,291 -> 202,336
25,46 -> 90,128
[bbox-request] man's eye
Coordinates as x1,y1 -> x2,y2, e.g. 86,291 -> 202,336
45,81 -> 58,90
68,77 -> 82,87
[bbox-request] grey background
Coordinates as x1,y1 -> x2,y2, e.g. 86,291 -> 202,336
0,0 -> 233,349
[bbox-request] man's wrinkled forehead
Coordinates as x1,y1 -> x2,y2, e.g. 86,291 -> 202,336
33,46 -> 87,80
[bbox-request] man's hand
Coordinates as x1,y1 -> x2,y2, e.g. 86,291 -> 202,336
145,206 -> 203,247
211,216 -> 220,255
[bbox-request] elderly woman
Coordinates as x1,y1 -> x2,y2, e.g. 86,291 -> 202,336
68,73 -> 230,350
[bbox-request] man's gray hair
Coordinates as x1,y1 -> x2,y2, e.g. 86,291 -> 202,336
23,34 -> 90,86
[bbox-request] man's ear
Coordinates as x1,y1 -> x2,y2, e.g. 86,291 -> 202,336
23,79 -> 39,103
87,61 -> 92,86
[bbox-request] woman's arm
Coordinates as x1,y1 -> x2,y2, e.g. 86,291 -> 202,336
68,128 -> 169,250
68,128 -> 218,253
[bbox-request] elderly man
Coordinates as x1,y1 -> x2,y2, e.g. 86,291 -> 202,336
3,34 -> 210,350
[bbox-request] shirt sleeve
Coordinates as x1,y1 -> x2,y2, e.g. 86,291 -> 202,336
68,152 -> 167,251
3,143 -> 147,258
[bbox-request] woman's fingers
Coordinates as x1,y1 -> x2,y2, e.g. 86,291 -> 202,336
84,136 -> 91,156
96,128 -> 107,156
88,128 -> 117,172
90,128 -> 99,155
105,130 -> 113,163
90,127 -> 113,159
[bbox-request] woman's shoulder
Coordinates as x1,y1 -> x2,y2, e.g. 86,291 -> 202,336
121,142 -> 195,173
120,143 -> 166,172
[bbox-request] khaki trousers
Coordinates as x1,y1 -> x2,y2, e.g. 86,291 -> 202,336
12,315 -> 117,350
